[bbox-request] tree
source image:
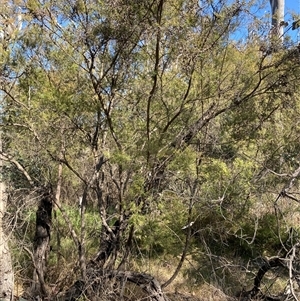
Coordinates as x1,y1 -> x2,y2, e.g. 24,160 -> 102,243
1,0 -> 300,300
0,132 -> 14,301
269,0 -> 285,35
0,2 -> 23,299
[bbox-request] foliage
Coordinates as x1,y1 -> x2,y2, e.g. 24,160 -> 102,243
1,0 -> 300,299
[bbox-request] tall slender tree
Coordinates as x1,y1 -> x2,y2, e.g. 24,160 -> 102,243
0,132 -> 14,301
269,0 -> 285,42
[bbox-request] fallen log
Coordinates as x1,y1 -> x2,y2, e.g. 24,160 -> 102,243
61,268 -> 169,301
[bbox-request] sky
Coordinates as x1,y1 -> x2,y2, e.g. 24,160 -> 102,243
250,0 -> 300,44
231,0 -> 300,43
286,0 -> 300,14
284,0 -> 300,42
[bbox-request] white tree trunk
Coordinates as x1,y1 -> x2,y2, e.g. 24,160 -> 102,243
0,133 -> 14,301
270,0 -> 285,41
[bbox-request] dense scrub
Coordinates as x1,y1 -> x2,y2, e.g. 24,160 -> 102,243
1,0 -> 300,300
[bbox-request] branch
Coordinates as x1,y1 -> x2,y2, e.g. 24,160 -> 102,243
23,246 -> 48,297
286,243 -> 300,301
162,182 -> 197,288
242,257 -> 284,300
284,165 -> 300,193
146,0 -> 164,163
0,152 -> 35,187
52,198 -> 80,249
275,164 -> 300,204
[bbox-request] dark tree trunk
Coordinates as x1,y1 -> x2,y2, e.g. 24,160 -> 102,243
31,189 -> 53,298
240,257 -> 284,301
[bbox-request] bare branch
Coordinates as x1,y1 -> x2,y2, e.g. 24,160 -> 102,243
0,152 -> 35,187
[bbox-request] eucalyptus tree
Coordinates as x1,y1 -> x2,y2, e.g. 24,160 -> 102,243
0,1 -> 24,299
0,134 -> 14,301
269,0 -> 285,37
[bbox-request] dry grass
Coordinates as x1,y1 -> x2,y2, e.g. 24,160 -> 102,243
251,192 -> 300,226
167,283 -> 234,301
129,257 -> 236,301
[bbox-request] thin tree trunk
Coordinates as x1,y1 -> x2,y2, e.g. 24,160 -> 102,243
55,160 -> 63,264
0,132 -> 14,301
0,177 -> 14,301
269,0 -> 285,43
55,161 -> 63,207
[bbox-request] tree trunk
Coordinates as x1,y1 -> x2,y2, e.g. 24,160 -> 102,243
0,182 -> 14,301
0,132 -> 14,301
269,0 -> 285,44
31,189 -> 53,298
